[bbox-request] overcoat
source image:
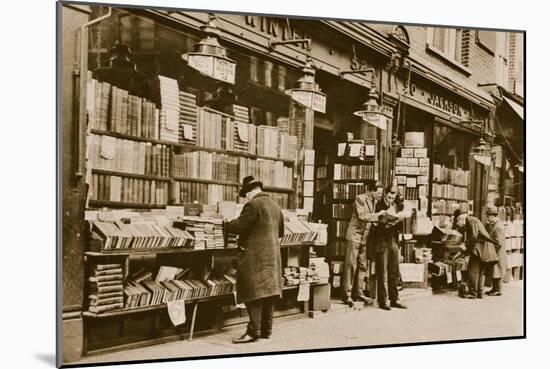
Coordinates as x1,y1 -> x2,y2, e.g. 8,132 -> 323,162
464,216 -> 500,264
345,192 -> 377,245
486,219 -> 508,278
367,199 -> 401,258
226,192 -> 284,304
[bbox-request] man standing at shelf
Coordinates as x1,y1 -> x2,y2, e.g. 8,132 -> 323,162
453,209 -> 500,299
485,206 -> 507,296
224,176 -> 284,343
342,181 -> 385,307
369,186 -> 408,310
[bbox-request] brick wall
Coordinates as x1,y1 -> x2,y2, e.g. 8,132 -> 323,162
465,30 -> 497,85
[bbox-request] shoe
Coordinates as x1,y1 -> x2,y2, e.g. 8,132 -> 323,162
260,332 -> 272,339
487,291 -> 502,296
390,301 -> 407,309
462,293 -> 476,299
232,333 -> 259,344
354,295 -> 374,305
344,297 -> 354,307
476,293 -> 483,299
379,304 -> 391,311
485,290 -> 496,296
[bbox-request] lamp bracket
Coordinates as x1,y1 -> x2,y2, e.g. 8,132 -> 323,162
338,68 -> 375,78
268,38 -> 311,51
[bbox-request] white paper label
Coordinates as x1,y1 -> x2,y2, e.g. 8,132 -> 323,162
167,299 -> 186,326
297,283 -> 310,301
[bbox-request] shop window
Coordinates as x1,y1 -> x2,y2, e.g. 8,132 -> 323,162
426,27 -> 463,64
432,124 -> 472,170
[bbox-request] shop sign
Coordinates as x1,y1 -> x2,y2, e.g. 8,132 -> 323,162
244,16 -> 311,48
409,83 -> 466,119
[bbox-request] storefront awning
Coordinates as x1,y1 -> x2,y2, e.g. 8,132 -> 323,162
503,96 -> 524,120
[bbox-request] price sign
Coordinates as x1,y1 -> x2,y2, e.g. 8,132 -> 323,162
213,58 -> 236,84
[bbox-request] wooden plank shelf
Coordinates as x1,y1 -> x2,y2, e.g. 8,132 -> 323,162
91,129 -> 295,165
431,180 -> 468,188
431,196 -> 469,202
92,169 -> 171,182
280,242 -> 315,248
85,247 -> 239,257
172,177 -> 239,187
83,293 -> 234,318
332,179 -> 376,183
263,185 -> 294,193
88,200 -> 167,209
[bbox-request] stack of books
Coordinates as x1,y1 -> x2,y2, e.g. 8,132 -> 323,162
179,90 -> 198,145
432,164 -> 470,186
176,217 -> 225,249
229,105 -> 256,155
90,218 -> 195,250
153,76 -> 180,143
281,216 -> 317,245
173,182 -> 237,205
257,125 -> 280,158
278,131 -> 298,161
88,263 -> 124,313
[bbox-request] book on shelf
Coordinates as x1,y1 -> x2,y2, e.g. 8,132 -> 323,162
88,263 -> 124,313
90,173 -> 169,206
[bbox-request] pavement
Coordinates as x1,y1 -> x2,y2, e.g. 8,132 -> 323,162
73,281 -> 524,365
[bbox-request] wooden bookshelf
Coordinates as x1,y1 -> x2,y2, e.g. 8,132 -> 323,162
92,169 -> 171,182
172,177 -> 239,187
332,178 -> 376,183
83,293 -> 234,318
85,247 -> 239,257
432,196 -> 469,202
88,200 -> 167,209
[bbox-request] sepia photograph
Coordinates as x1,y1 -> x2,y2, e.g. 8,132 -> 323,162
57,1 -> 525,367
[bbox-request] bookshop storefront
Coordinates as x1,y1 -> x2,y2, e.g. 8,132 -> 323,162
61,5 -> 401,361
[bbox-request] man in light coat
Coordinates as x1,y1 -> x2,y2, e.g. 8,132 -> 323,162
485,206 -> 507,296
225,176 -> 284,343
341,182 -> 384,307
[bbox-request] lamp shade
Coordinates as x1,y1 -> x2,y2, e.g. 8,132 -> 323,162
472,138 -> 491,166
285,57 -> 326,113
182,14 -> 236,84
353,86 -> 393,130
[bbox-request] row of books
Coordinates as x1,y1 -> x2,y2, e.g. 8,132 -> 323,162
124,276 -> 237,309
179,90 -> 198,145
88,263 -> 124,313
428,258 -> 468,277
334,220 -> 349,239
88,134 -> 170,177
316,166 -> 328,179
173,152 -> 240,183
431,183 -> 468,201
504,220 -> 524,237
239,157 -> 293,189
396,186 -> 427,200
431,199 -> 468,215
332,183 -> 367,200
281,216 -> 318,245
505,237 -> 524,252
177,217 -> 226,250
283,266 -> 323,286
173,182 -> 237,205
332,204 -> 352,219
432,165 -> 470,186
90,219 -> 195,250
401,243 -> 433,264
86,76 -> 160,139
395,157 -> 430,167
333,164 -> 375,180
90,174 -> 169,205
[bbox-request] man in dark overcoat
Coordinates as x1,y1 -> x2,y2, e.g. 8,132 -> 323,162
485,206 -> 507,296
225,176 -> 284,343
453,209 -> 500,299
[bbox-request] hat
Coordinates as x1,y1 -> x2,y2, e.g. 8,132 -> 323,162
486,206 -> 498,215
238,176 -> 263,198
453,209 -> 467,219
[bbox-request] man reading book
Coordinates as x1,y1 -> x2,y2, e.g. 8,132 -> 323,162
369,186 -> 408,310
342,181 -> 385,307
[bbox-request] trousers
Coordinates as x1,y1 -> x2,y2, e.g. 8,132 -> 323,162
244,296 -> 277,338
467,255 -> 493,295
375,241 -> 400,305
342,240 -> 367,298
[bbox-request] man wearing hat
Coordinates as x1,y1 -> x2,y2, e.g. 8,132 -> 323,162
453,209 -> 501,299
485,206 -> 507,296
225,176 -> 284,343
342,181 -> 385,307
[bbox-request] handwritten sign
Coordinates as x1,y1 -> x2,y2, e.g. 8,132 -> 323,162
167,299 -> 186,326
297,283 -> 310,301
